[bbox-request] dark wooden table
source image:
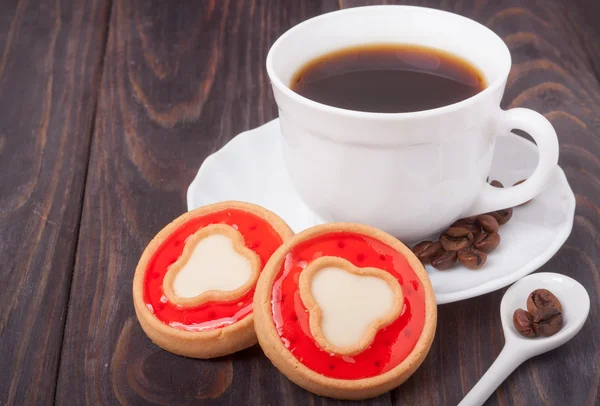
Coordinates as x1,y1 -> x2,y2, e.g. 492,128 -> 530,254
2,0 -> 599,404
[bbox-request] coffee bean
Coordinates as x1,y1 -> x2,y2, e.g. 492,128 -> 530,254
418,241 -> 443,264
440,227 -> 474,251
457,247 -> 487,269
532,306 -> 563,337
489,208 -> 513,225
490,180 -> 504,188
451,218 -> 481,235
431,250 -> 457,270
513,289 -> 564,339
513,308 -> 536,338
527,289 -> 563,315
473,232 -> 501,253
413,241 -> 433,258
464,224 -> 482,235
476,214 -> 499,233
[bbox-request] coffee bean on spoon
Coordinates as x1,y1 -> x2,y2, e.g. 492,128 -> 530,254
488,207 -> 513,225
473,232 -> 500,253
527,289 -> 562,314
431,250 -> 457,270
457,247 -> 487,269
512,289 -> 564,338
416,241 -> 443,264
532,306 -> 563,337
490,180 -> 504,188
440,227 -> 474,251
476,214 -> 499,233
513,308 -> 536,338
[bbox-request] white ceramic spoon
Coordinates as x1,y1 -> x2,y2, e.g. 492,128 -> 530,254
458,272 -> 590,406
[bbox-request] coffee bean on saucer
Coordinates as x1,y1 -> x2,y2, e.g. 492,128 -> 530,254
440,227 -> 474,251
451,218 -> 481,235
476,214 -> 499,233
417,241 -> 443,264
532,306 -> 563,337
412,240 -> 433,255
513,308 -> 536,338
413,241 -> 433,262
431,250 -> 457,270
489,208 -> 513,225
457,247 -> 487,269
527,289 -> 563,314
473,232 -> 500,253
490,180 -> 504,188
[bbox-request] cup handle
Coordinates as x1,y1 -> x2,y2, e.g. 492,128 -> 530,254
465,108 -> 559,216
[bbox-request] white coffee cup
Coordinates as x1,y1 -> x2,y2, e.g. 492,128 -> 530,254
266,5 -> 559,242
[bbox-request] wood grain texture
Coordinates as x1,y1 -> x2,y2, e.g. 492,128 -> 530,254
571,0 -> 600,83
39,0 -> 600,405
0,0 -> 111,404
54,1 -> 386,405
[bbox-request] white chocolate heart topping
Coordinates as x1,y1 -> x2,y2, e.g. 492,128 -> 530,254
162,224 -> 260,307
299,256 -> 403,356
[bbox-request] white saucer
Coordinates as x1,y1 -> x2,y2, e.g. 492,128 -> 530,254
187,119 -> 575,304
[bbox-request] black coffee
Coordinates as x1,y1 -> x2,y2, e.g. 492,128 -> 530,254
291,44 -> 486,113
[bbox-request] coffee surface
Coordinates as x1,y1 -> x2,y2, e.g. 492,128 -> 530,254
291,44 -> 486,113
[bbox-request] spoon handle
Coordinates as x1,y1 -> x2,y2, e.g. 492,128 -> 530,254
458,346 -> 525,406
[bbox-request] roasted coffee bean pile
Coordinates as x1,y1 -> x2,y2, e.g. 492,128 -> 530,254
412,179 -> 525,270
513,289 -> 563,338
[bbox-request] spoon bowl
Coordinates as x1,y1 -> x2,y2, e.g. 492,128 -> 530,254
459,272 -> 590,406
500,272 -> 590,356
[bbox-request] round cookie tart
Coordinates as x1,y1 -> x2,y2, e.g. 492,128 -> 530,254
133,201 -> 294,359
254,223 -> 437,400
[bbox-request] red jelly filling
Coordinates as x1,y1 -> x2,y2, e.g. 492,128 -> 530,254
144,209 -> 284,332
271,232 -> 426,379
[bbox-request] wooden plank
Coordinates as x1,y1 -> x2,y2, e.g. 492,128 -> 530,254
56,0 -> 600,405
0,0 -> 111,404
340,1 -> 600,404
569,0 -> 600,88
54,1 -> 387,405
